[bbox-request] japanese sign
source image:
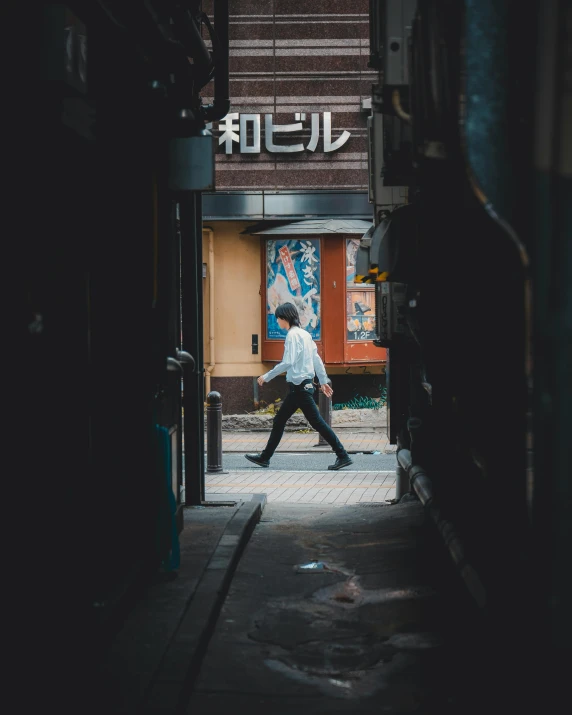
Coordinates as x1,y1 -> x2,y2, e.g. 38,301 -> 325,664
278,245 -> 301,291
266,238 -> 321,340
218,112 -> 350,155
346,239 -> 376,341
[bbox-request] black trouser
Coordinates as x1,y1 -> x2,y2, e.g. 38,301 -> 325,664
260,381 -> 347,461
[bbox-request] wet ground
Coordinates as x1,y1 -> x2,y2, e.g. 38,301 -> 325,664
187,500 -> 482,714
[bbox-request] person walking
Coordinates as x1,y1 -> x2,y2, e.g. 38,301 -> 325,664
245,302 -> 353,470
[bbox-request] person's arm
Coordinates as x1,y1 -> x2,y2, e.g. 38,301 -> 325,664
260,332 -> 296,383
312,342 -> 334,397
312,342 -> 330,385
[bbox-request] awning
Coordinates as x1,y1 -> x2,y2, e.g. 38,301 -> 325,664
203,190 -> 372,221
243,218 -> 374,235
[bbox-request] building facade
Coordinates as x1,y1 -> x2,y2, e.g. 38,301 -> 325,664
202,0 -> 406,412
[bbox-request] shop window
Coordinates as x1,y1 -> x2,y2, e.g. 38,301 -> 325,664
346,238 -> 376,341
261,235 -> 385,365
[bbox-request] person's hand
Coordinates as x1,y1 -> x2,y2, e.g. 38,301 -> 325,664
320,383 -> 333,398
257,375 -> 265,387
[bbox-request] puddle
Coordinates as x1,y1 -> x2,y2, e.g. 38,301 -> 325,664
264,658 -> 386,699
313,577 -> 437,608
386,632 -> 443,649
294,639 -> 393,672
264,649 -> 420,701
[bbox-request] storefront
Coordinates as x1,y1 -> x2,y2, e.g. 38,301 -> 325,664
200,217 -> 393,414
255,223 -> 382,366
199,0 -> 406,413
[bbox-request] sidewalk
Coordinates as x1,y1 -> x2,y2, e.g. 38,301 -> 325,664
210,428 -> 393,454
90,495 -> 265,715
206,470 -> 396,505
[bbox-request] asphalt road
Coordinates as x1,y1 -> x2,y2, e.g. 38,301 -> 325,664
213,451 -> 397,472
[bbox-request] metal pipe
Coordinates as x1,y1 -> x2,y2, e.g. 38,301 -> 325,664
201,0 -> 230,121
397,447 -> 412,472
397,448 -> 487,609
396,447 -> 411,499
409,464 -> 433,505
124,2 -> 196,86
166,357 -> 183,373
97,3 -> 220,105
170,5 -> 212,70
180,194 -> 205,506
176,349 -> 195,369
203,228 -> 216,395
407,416 -> 423,466
392,88 -> 412,123
395,464 -> 409,500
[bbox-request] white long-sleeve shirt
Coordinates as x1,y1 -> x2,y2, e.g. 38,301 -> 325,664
262,326 -> 330,385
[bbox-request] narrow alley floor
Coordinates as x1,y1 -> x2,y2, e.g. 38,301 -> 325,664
90,421 -> 487,715
86,494 -> 495,715
185,500 -> 481,714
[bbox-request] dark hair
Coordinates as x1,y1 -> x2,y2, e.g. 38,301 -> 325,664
275,302 -> 301,327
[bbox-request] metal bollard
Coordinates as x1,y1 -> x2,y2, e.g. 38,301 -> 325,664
316,386 -> 332,446
206,391 -> 225,473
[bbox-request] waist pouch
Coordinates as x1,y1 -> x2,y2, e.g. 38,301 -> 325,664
289,379 -> 315,393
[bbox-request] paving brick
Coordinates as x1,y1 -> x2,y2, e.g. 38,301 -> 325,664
215,428 -> 389,454
206,469 -> 396,505
313,488 -> 333,503
332,487 -> 354,504
270,487 -> 291,500
358,488 -> 378,502
288,485 -> 314,502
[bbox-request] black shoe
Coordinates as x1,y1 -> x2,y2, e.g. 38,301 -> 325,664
245,453 -> 270,468
328,455 -> 354,471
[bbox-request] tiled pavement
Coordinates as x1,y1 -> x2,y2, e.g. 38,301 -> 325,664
206,469 -> 396,505
211,429 -> 392,454
202,427 -> 395,504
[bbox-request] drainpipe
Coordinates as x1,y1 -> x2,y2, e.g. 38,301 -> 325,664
397,448 -> 488,610
200,0 -> 230,122
203,227 -> 216,395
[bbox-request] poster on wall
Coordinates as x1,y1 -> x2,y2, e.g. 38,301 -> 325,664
346,238 -> 376,341
266,238 -> 321,340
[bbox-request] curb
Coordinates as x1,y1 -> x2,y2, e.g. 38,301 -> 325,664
218,427 -> 385,433
142,494 -> 266,713
219,447 -> 396,455
219,449 -> 394,456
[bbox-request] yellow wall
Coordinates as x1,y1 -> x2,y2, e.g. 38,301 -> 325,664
202,223 -> 386,378
203,222 -> 270,377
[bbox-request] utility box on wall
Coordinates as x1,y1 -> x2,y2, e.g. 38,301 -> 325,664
168,129 -> 215,192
